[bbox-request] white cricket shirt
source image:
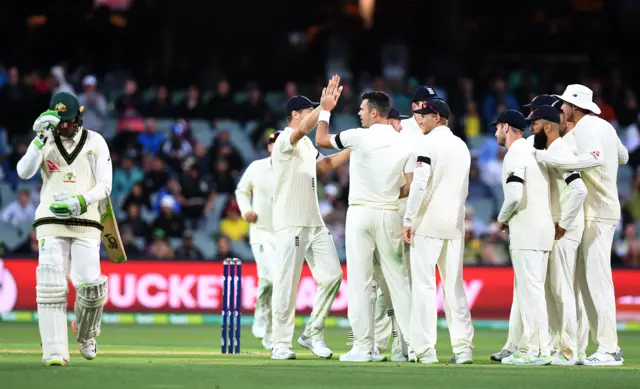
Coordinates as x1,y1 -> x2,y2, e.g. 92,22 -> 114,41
235,157 -> 275,243
500,138 -> 554,251
397,116 -> 423,215
404,126 -> 470,240
271,127 -> 325,231
329,123 -> 413,211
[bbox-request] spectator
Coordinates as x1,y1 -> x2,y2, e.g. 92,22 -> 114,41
615,223 -> 640,267
120,225 -> 146,258
219,199 -> 249,241
480,148 -> 506,187
461,102 -> 481,140
212,159 -> 236,194
467,159 -> 497,210
120,203 -> 150,239
152,196 -> 185,238
180,162 -> 212,223
0,66 -> 33,138
482,78 -> 519,125
137,118 -> 165,155
112,156 -> 144,200
147,228 -> 175,259
175,231 -> 205,260
241,83 -> 269,123
178,84 -> 207,118
0,189 -> 35,227
78,75 -> 108,132
142,156 -> 169,193
161,122 -> 193,172
142,85 -> 174,117
481,222 -> 511,265
463,223 -> 483,265
123,182 -> 152,212
214,234 -> 237,261
49,65 -> 75,95
153,175 -> 183,214
115,79 -> 145,133
209,78 -> 236,120
11,229 -> 39,255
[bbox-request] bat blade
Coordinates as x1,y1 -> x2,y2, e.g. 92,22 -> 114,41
100,196 -> 127,263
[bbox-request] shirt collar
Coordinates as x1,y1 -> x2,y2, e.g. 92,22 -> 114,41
429,125 -> 450,134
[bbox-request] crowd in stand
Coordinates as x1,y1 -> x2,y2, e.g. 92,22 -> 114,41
1,64 -> 640,267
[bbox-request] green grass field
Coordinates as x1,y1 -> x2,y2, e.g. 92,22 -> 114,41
0,322 -> 639,389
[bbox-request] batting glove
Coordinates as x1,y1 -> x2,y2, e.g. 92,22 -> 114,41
49,194 -> 88,218
32,110 -> 61,149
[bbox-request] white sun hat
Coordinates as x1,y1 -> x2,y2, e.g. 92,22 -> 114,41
553,84 -> 601,115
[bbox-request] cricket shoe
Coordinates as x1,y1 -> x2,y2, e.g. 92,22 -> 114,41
491,349 -> 514,362
418,349 -> 439,364
372,347 -> 387,362
583,350 -> 623,366
339,349 -> 373,362
261,339 -> 273,351
298,335 -> 332,359
576,351 -> 587,365
408,350 -> 417,362
271,346 -> 296,360
346,331 -> 354,346
449,348 -> 473,364
44,355 -> 68,367
391,352 -> 408,362
72,320 -> 97,360
508,353 -> 551,366
252,317 -> 267,339
551,353 -> 576,366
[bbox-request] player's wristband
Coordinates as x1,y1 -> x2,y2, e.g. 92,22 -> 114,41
318,111 -> 331,124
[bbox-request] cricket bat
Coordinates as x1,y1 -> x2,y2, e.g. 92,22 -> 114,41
88,151 -> 127,263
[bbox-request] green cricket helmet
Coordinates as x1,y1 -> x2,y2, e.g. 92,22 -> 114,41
49,92 -> 84,122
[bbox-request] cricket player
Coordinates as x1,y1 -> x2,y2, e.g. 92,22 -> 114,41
402,99 -> 474,364
270,75 -> 351,360
315,91 -> 413,363
534,84 -> 628,366
493,109 -> 554,365
16,92 -> 112,366
527,105 -> 588,364
235,130 -> 281,350
400,86 -> 439,139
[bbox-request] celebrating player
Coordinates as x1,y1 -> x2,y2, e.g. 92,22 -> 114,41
235,130 -> 281,350
270,75 -> 350,360
402,99 -> 475,364
315,91 -> 413,363
534,84 -> 628,366
16,92 -> 112,366
493,109 -> 554,366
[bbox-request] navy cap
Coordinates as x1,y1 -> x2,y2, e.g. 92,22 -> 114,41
388,107 -> 411,120
551,99 -> 564,112
411,86 -> 438,102
413,99 -> 450,119
525,105 -> 561,124
285,96 -> 319,115
490,109 -> 526,131
268,130 -> 283,144
523,94 -> 558,109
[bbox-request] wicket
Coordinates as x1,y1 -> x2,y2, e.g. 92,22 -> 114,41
221,258 -> 242,354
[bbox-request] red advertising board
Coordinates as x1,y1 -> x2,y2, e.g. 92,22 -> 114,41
1,258 -> 639,320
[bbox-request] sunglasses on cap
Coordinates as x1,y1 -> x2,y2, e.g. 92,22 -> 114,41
268,130 -> 282,144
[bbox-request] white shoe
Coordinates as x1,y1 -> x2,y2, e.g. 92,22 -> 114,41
271,346 -> 296,360
583,351 -> 623,366
44,354 -> 68,366
551,354 -> 576,366
339,349 -> 373,362
372,348 -> 387,362
79,338 -> 97,360
408,350 -> 417,362
391,352 -> 408,362
252,317 -> 266,339
491,349 -> 514,362
449,348 -> 473,364
509,353 -> 551,366
576,351 -> 587,365
261,339 -> 273,351
418,349 -> 438,364
298,336 -> 332,359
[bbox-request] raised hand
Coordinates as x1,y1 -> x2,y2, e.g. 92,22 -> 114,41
320,74 -> 344,112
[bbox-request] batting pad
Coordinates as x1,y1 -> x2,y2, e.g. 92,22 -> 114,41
36,264 -> 70,361
74,276 -> 108,343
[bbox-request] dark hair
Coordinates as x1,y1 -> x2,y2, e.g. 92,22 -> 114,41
361,91 -> 391,118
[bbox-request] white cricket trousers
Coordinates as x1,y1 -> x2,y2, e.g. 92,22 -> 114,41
577,221 -> 619,353
510,249 -> 550,356
39,236 -> 102,286
251,241 -> 275,341
410,235 -> 474,358
345,206 -> 412,352
271,226 -> 342,349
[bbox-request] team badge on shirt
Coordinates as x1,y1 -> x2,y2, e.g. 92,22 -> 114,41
46,160 -> 60,172
63,172 -> 76,183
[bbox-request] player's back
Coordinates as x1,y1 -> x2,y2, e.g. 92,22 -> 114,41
564,115 -> 621,224
503,138 -> 554,251
414,126 -> 470,240
348,124 -> 411,210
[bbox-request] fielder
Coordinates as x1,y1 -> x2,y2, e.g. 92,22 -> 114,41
527,105 -> 587,364
402,99 -> 475,364
16,92 -> 112,366
270,76 -> 350,360
235,130 -> 281,350
493,109 -> 554,366
315,91 -> 413,363
534,84 -> 628,366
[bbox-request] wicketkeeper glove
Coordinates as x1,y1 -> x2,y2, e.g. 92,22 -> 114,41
49,194 -> 88,218
32,110 -> 61,149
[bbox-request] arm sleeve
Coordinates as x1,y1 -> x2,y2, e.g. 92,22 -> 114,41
16,142 -> 44,180
275,130 -> 295,159
537,125 -> 604,170
403,147 -> 432,225
618,137 -> 629,164
235,165 -> 254,216
497,157 -> 525,223
558,171 -> 587,230
404,149 -> 417,174
330,129 -> 361,150
82,135 -> 113,205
